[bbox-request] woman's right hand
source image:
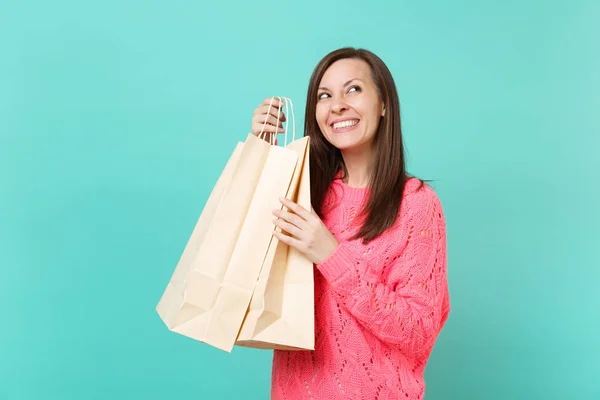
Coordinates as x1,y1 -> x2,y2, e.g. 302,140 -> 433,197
251,97 -> 287,143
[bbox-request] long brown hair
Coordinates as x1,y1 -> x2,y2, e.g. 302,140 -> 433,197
305,47 -> 421,243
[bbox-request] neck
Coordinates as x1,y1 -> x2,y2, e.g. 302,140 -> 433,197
340,147 -> 374,188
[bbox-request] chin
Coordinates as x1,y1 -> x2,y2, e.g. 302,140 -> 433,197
330,140 -> 364,153
325,133 -> 367,151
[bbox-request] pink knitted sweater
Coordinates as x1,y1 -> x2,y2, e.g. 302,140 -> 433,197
271,176 -> 450,399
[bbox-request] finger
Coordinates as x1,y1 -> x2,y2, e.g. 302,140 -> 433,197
262,114 -> 285,128
252,124 -> 284,135
253,103 -> 286,120
272,230 -> 304,252
252,114 -> 284,130
258,104 -> 286,122
252,116 -> 285,135
278,197 -> 312,221
262,96 -> 287,110
252,122 -> 284,136
273,208 -> 307,229
252,126 -> 283,138
257,97 -> 286,122
273,217 -> 304,239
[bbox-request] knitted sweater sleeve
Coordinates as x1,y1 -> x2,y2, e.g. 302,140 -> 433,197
315,187 -> 450,357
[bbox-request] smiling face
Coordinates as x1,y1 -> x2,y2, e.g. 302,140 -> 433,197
315,58 -> 385,153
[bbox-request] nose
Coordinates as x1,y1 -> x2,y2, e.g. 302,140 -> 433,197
331,97 -> 348,114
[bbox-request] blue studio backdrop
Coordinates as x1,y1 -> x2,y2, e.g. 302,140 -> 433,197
1,0 -> 599,399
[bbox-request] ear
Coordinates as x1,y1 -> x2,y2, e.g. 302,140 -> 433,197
381,105 -> 386,117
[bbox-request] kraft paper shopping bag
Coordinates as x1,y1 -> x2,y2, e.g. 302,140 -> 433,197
235,132 -> 314,351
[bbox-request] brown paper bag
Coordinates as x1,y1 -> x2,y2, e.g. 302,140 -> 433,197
156,131 -> 309,353
235,136 -> 314,351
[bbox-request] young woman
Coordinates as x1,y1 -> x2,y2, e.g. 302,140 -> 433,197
250,47 -> 450,400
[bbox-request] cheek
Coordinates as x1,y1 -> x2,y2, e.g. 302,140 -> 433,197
364,103 -> 382,128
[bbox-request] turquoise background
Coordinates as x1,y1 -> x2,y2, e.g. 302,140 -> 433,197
1,0 -> 598,399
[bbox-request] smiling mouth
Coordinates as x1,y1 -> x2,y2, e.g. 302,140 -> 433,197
331,119 -> 360,132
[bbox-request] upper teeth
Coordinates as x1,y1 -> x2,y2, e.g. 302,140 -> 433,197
333,120 -> 358,129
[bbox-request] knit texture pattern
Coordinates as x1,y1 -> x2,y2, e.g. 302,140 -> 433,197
271,176 -> 450,400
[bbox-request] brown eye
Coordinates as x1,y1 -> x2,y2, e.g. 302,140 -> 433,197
318,92 -> 330,100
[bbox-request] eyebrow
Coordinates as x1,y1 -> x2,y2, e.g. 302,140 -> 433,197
318,78 -> 363,91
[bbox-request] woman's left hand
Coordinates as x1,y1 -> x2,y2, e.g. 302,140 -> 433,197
272,197 -> 338,264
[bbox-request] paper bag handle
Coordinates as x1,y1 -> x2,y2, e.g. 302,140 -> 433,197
258,96 -> 296,146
